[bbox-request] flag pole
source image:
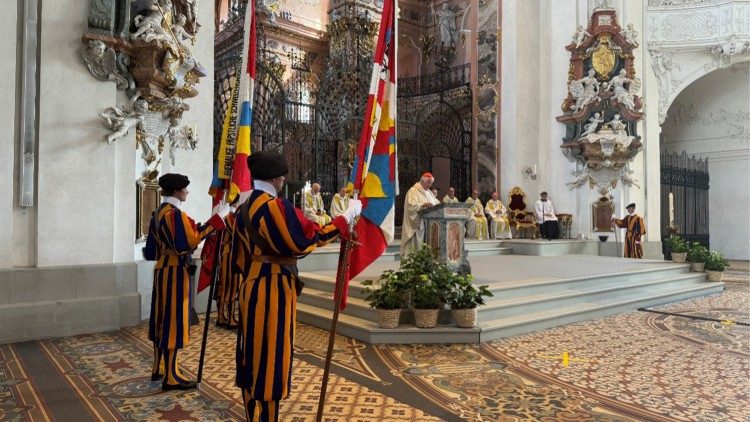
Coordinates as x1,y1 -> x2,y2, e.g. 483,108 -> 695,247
316,205 -> 359,422
317,0 -> 395,417
197,0 -> 254,384
197,221 -> 225,384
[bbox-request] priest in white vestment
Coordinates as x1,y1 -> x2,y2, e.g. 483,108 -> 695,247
442,187 -> 459,204
465,190 -> 489,239
304,182 -> 332,225
535,191 -> 559,240
329,187 -> 349,218
400,173 -> 440,257
486,192 -> 512,239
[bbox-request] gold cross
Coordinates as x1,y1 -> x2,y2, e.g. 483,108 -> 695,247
537,351 -> 593,367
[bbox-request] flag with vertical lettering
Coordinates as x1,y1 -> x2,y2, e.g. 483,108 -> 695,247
200,2 -> 256,293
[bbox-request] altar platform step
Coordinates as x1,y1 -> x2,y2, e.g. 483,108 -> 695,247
295,255 -> 724,344
298,239 -> 512,272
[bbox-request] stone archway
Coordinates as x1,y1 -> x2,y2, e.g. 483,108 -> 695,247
659,63 -> 749,259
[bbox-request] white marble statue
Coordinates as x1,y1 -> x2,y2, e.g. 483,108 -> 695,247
259,0 -> 281,25
609,69 -> 641,111
130,0 -> 172,45
81,40 -> 130,91
621,23 -> 639,47
572,25 -> 591,48
581,112 -> 604,137
569,69 -> 601,111
432,3 -> 458,48
168,118 -> 198,165
172,14 -> 195,55
609,113 -> 626,134
99,93 -> 148,144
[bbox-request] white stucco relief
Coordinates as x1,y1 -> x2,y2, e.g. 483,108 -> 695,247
646,0 -> 750,123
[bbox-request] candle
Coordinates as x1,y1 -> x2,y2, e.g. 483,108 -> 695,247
668,192 -> 674,226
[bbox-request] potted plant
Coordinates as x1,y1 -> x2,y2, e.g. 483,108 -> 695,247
687,242 -> 709,272
362,270 -> 407,329
704,251 -> 729,282
667,235 -> 689,263
410,275 -> 442,328
446,273 -> 493,328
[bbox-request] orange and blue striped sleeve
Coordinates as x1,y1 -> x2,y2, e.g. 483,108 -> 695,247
256,197 -> 348,256
165,208 -> 225,253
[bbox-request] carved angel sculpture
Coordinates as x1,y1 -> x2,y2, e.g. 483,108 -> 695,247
130,0 -> 172,45
99,93 -> 148,145
609,69 -> 640,111
81,40 -> 130,91
609,113 -> 627,135
620,23 -> 639,47
572,25 -> 591,48
258,0 -> 281,25
168,118 -> 198,165
569,69 -> 600,111
581,112 -> 604,137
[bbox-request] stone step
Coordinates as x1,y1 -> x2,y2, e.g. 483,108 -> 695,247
478,282 -> 725,342
299,242 -> 511,272
477,273 -> 706,322
296,302 -> 481,344
299,263 -> 690,302
296,282 -> 723,344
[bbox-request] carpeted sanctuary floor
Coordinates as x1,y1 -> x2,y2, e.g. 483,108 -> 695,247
1,265 -> 747,421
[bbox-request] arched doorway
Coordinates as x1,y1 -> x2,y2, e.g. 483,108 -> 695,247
660,62 -> 750,260
397,98 -> 472,222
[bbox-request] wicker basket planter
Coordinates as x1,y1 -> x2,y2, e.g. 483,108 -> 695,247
451,308 -> 478,328
376,309 -> 401,329
671,252 -> 687,263
706,270 -> 724,282
413,309 -> 439,328
690,262 -> 705,272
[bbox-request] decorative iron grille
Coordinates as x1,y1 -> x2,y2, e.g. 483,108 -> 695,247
661,150 -> 709,258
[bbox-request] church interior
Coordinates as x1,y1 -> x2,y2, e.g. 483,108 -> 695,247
0,0 -> 748,420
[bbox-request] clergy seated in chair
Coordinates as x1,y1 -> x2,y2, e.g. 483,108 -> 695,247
486,192 -> 512,239
304,182 -> 332,225
534,191 -> 559,240
508,186 -> 539,239
465,190 -> 489,239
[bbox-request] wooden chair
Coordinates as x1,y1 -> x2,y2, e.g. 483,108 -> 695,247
508,186 -> 539,239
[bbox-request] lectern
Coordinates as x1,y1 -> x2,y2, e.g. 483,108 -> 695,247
418,203 -> 472,274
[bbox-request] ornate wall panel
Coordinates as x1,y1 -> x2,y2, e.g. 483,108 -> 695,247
646,0 -> 750,123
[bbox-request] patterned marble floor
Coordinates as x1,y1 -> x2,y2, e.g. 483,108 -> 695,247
1,271 -> 747,421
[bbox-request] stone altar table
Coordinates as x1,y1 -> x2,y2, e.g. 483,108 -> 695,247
419,203 -> 472,274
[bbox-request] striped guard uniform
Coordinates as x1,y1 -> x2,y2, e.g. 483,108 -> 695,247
234,189 -> 348,421
217,213 -> 240,327
614,214 -> 647,258
144,202 -> 224,384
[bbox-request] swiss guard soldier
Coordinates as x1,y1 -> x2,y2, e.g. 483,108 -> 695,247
613,203 -> 647,258
234,151 -> 361,421
143,173 -> 230,390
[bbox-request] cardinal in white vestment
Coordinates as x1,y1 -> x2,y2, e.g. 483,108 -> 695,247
304,182 -> 332,225
400,173 -> 440,257
465,190 -> 489,240
329,187 -> 349,219
486,192 -> 512,239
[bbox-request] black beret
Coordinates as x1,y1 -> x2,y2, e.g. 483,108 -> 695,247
247,151 -> 288,180
626,203 -> 636,209
158,173 -> 190,191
